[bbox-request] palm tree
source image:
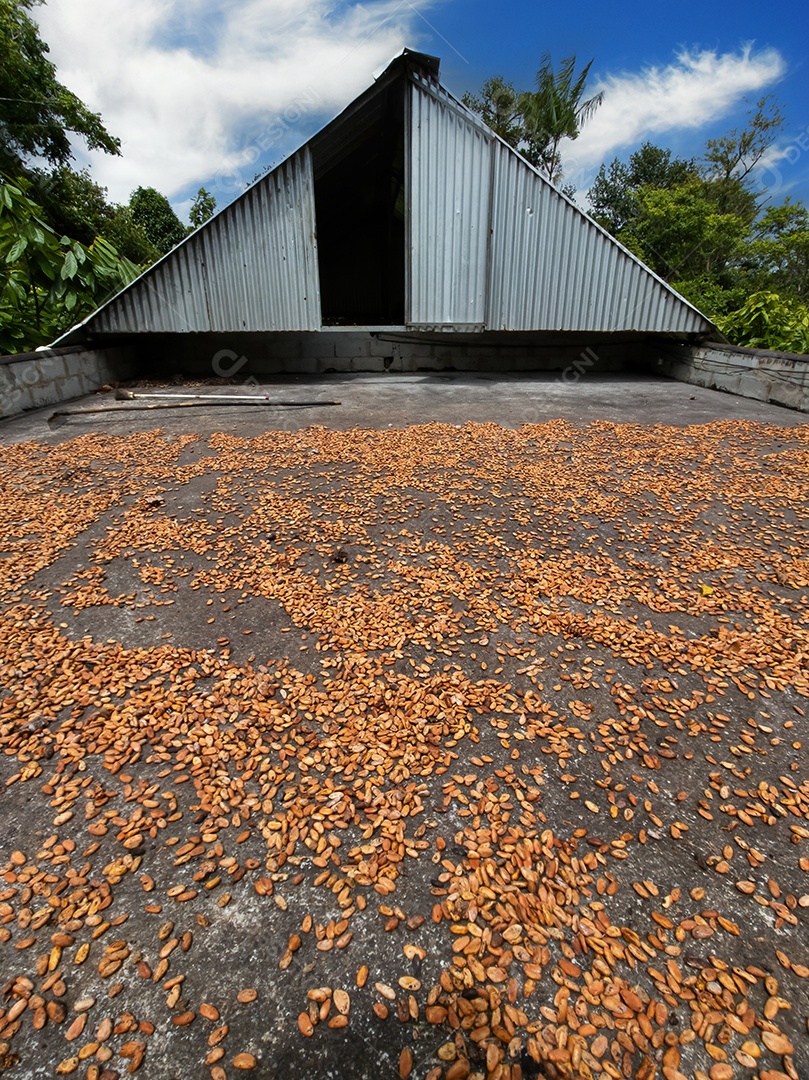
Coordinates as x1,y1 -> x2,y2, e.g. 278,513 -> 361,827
520,53 -> 603,185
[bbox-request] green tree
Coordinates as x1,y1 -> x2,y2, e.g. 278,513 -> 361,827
101,205 -> 159,265
746,200 -> 809,303
588,159 -> 638,235
586,101 -> 801,326
463,54 -> 602,182
130,186 -> 186,255
21,166 -> 158,264
461,77 -> 524,150
189,187 -> 216,229
0,176 -> 139,352
589,143 -> 697,234
519,54 -> 603,183
0,0 -> 153,352
0,0 -> 120,174
23,166 -> 160,264
624,179 -> 749,285
27,165 -> 109,246
703,96 -> 785,217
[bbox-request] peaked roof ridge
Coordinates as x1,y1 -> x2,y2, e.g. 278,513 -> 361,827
56,46 -> 717,344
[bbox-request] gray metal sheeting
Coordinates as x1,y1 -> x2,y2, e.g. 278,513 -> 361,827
486,141 -> 706,333
408,77 -> 710,335
408,80 -> 492,328
93,149 -> 320,334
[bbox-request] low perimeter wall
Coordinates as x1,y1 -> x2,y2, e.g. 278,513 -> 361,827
652,341 -> 809,413
0,331 -> 647,420
3,333 -> 808,421
0,345 -> 136,420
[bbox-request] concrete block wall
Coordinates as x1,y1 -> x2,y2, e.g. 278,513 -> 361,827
651,341 -> 809,413
135,330 -> 646,378
0,345 -> 137,420
12,332 -> 775,421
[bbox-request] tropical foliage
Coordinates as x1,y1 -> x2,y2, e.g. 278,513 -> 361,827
190,187 -> 217,229
130,187 -> 188,256
521,54 -> 603,184
0,177 -> 139,353
717,292 -> 809,354
0,0 -> 120,173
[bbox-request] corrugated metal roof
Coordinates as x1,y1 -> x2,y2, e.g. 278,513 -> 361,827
92,149 -> 320,334
408,79 -> 492,329
204,149 -> 320,331
59,48 -> 715,344
487,140 -> 706,333
408,75 -> 711,336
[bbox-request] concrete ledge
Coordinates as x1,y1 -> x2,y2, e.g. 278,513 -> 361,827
651,342 -> 809,413
0,346 -> 138,420
0,343 -> 90,366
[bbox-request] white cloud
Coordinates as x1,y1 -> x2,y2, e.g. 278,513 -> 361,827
33,8 -> 788,216
35,0 -> 429,206
564,46 -> 786,184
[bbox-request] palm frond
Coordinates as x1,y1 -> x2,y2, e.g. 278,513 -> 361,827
576,90 -> 604,128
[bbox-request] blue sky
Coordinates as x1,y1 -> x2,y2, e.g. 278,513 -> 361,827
36,0 -> 809,219
436,0 -> 809,204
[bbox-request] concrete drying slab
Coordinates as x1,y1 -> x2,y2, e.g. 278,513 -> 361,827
0,380 -> 807,1080
0,371 -> 804,445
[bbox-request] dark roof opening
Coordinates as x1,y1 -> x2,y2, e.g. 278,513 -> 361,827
312,77 -> 405,327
